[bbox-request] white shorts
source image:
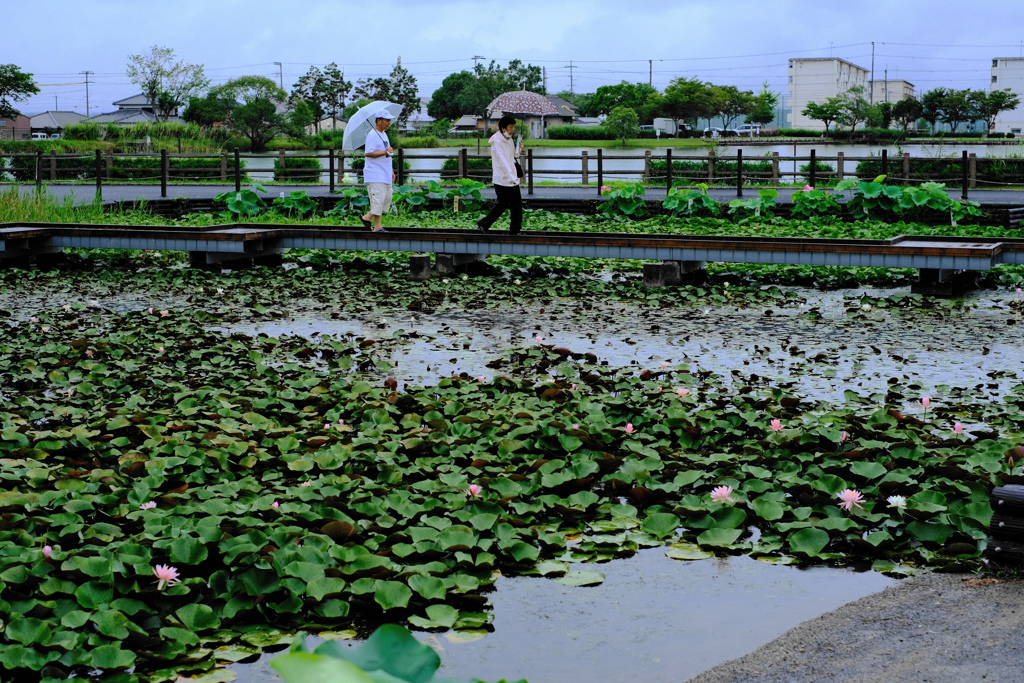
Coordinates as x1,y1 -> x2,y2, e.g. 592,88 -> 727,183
367,183 -> 393,215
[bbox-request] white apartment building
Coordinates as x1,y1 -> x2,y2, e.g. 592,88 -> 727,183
991,57 -> 1024,134
871,79 -> 914,105
787,58 -> 870,130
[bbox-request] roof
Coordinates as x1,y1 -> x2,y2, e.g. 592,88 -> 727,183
30,111 -> 87,128
113,93 -> 153,107
85,110 -> 183,125
546,95 -> 579,116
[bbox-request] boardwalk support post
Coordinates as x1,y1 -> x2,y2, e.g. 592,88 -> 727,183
409,254 -> 431,281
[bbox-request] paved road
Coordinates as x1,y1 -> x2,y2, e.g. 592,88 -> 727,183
5,183 -> 1024,207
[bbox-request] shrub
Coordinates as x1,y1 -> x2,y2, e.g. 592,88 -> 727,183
441,156 -> 491,180
273,156 -> 322,182
546,125 -> 612,140
103,157 -> 248,181
222,137 -> 252,152
61,122 -> 102,141
649,158 -> 774,185
855,156 -> 1024,187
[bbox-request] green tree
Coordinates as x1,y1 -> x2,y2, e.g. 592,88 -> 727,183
427,71 -> 476,121
291,63 -> 352,132
935,88 -> 977,133
587,81 -> 657,117
605,106 -> 640,145
0,64 -> 40,119
211,75 -> 287,150
288,99 -> 317,137
354,57 -> 419,128
182,89 -> 235,127
919,87 -> 949,134
801,99 -> 843,132
835,85 -> 871,133
746,84 -> 779,126
647,77 -> 714,135
973,88 -> 1021,134
713,85 -> 754,130
126,45 -> 210,121
892,97 -> 923,133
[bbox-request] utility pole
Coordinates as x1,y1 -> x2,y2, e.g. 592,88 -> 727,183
273,62 -> 283,90
81,70 -> 93,116
472,55 -> 485,71
543,67 -> 547,92
649,60 -> 653,87
564,60 -> 577,95
870,42 -> 875,105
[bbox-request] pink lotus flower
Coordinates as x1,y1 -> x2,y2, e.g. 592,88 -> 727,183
677,388 -> 689,397
952,423 -> 964,435
1017,287 -> 1022,298
920,396 -> 931,409
160,310 -> 169,317
300,481 -> 312,487
153,564 -> 180,590
837,489 -> 864,511
140,502 -> 156,510
624,423 -> 635,434
30,316 -> 38,322
710,485 -> 735,504
148,307 -> 154,314
85,350 -> 93,357
42,545 -> 52,558
271,501 -> 279,508
464,484 -> 482,497
802,185 -> 814,192
477,376 -> 486,382
660,361 -> 670,368
157,346 -> 164,353
770,419 -> 784,432
535,335 -> 544,343
572,424 -> 580,429
571,384 -> 577,390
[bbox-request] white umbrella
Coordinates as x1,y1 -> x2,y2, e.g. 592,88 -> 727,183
342,100 -> 403,151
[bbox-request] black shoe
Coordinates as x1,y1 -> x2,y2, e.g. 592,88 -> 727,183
360,218 -> 372,229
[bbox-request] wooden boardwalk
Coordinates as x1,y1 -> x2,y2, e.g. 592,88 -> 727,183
3,221 -> 1023,295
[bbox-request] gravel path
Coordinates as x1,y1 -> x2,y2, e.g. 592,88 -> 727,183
685,572 -> 1024,683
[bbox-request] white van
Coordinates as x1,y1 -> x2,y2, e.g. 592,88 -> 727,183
31,132 -> 48,140
736,124 -> 761,136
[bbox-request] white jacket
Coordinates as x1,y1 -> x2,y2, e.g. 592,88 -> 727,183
488,131 -> 520,187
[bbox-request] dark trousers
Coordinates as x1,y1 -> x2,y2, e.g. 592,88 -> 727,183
479,183 -> 522,233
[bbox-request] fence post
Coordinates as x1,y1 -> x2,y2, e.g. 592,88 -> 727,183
596,149 -> 603,195
160,149 -> 168,197
458,147 -> 467,179
49,150 -> 57,181
234,147 -> 241,192
397,148 -> 405,186
105,150 -> 113,180
903,153 -> 911,183
836,152 -> 844,181
881,149 -> 888,179
969,153 -> 977,190
527,148 -> 534,195
220,151 -> 227,181
277,149 -> 286,183
961,150 -> 969,200
809,149 -> 816,187
736,149 -> 743,198
707,149 -> 715,185
581,150 -> 588,185
771,152 -> 779,184
35,150 -> 42,191
328,148 -> 335,193
643,150 -> 651,183
95,150 -> 102,199
666,148 -> 673,191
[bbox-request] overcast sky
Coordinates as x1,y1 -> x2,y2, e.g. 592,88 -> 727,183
8,0 -> 1024,116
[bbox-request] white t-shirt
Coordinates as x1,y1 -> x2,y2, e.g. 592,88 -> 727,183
363,128 -> 393,184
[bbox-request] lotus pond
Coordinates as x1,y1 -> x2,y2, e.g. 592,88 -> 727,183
2,208 -> 1024,682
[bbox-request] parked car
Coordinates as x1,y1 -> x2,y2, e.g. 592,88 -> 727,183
31,132 -> 48,140
736,124 -> 761,136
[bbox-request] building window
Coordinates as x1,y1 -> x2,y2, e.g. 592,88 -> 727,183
788,76 -> 793,83
993,59 -> 999,68
992,76 -> 998,83
1012,128 -> 1022,135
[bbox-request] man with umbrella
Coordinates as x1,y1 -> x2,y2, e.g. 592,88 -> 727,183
360,110 -> 396,232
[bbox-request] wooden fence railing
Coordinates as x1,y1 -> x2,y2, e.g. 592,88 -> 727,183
2,148 -> 1023,198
